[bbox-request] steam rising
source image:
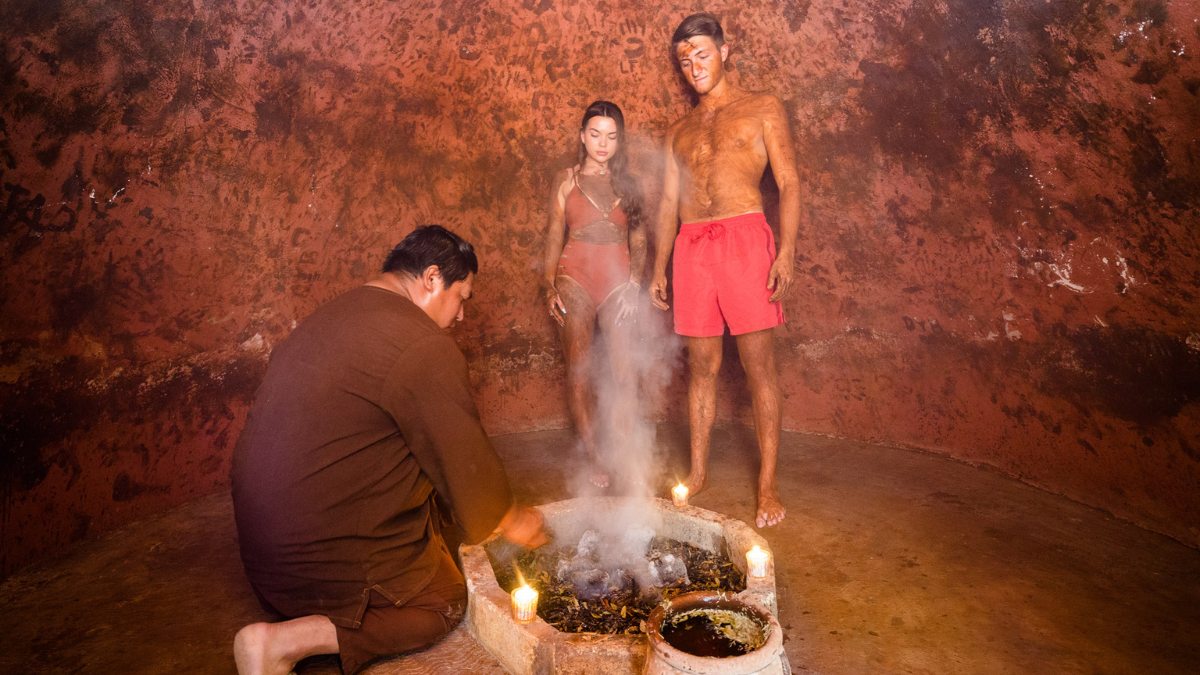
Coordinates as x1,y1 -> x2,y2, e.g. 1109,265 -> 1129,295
580,290 -> 681,501
556,524 -> 690,601
578,129 -> 680,503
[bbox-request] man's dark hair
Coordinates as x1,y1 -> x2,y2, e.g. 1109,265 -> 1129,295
672,13 -> 724,48
382,225 -> 478,286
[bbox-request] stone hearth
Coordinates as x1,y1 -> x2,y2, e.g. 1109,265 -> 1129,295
461,497 -> 778,675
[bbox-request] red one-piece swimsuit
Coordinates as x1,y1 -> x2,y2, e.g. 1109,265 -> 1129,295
556,173 -> 631,307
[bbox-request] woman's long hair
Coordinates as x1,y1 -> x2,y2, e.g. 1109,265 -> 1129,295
577,100 -> 643,228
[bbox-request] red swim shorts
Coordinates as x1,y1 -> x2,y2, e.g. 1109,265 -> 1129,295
672,212 -> 785,337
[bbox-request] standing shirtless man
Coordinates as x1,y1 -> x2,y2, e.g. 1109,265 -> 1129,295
649,14 -> 801,528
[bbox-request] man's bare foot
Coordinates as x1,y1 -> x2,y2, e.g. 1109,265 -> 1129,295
756,488 -> 786,528
234,623 -> 291,675
589,470 -> 611,489
234,615 -> 337,675
682,471 -> 708,497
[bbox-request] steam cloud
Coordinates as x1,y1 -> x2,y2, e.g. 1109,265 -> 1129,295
582,294 -> 682,501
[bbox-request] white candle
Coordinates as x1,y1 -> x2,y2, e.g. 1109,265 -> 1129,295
511,585 -> 538,623
747,545 -> 770,578
672,484 -> 689,507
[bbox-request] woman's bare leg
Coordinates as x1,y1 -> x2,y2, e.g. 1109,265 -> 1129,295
555,276 -> 607,487
597,290 -> 640,484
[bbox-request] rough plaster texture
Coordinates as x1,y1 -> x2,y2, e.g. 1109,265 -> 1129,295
2,0 -> 1198,577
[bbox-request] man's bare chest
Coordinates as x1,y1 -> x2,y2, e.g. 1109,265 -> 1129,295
674,111 -> 765,167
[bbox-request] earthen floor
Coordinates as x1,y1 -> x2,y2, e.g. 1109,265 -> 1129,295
2,426 -> 1197,674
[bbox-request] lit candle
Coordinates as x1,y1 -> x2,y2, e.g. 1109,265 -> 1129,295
746,545 -> 770,578
672,483 -> 689,507
511,585 -> 538,623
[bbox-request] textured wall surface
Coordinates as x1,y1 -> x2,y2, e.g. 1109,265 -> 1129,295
2,0 -> 1197,577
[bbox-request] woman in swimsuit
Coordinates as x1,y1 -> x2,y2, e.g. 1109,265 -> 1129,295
542,100 -> 647,489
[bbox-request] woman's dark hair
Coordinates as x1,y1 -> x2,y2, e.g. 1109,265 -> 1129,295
382,224 -> 478,285
577,100 -> 643,228
672,13 -> 724,47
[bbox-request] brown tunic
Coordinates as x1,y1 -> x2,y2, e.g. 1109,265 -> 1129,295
231,285 -> 513,628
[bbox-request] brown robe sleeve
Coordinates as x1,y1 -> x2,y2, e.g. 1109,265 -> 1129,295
381,332 -> 514,544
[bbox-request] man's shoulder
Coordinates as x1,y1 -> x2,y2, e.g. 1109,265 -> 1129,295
665,114 -> 691,139
293,287 -> 439,348
729,92 -> 784,118
742,91 -> 782,104
315,286 -> 422,323
389,324 -> 467,385
670,91 -> 782,129
313,289 -> 464,379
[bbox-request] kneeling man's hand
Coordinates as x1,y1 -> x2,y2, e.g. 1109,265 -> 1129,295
498,504 -> 549,550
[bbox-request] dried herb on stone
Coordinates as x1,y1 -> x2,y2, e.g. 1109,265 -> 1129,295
493,537 -> 746,635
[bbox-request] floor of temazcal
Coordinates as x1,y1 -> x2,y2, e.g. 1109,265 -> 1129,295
3,425 -> 1198,674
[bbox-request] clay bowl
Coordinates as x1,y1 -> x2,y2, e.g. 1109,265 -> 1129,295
644,591 -> 785,675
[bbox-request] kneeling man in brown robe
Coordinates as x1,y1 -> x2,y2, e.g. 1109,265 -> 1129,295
231,225 -> 547,675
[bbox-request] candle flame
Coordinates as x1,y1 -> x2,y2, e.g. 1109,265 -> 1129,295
748,545 -> 770,561
746,544 -> 770,578
671,483 -> 689,507
512,583 -> 538,623
514,584 -> 537,602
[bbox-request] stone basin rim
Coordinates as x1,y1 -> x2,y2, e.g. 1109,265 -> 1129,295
461,496 -> 779,675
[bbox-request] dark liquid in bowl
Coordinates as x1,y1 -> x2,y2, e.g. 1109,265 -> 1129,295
662,614 -> 752,657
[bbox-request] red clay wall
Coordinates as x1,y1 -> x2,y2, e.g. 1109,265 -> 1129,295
2,0 -> 1197,577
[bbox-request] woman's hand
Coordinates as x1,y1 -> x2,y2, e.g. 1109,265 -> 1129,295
546,286 -> 566,326
614,281 -> 640,327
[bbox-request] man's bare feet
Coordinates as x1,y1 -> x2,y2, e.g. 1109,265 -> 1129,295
234,623 -> 290,675
682,471 -> 708,498
756,487 -> 786,528
233,615 -> 338,675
